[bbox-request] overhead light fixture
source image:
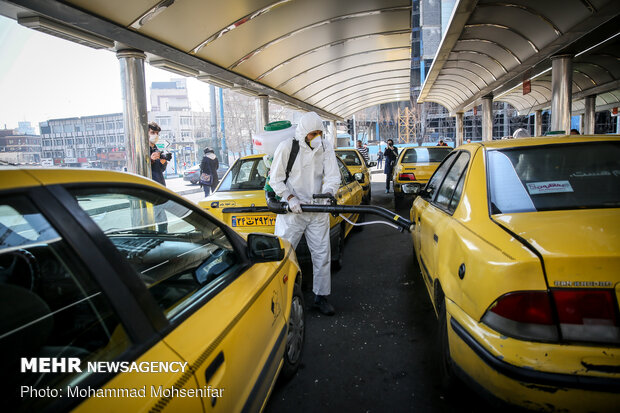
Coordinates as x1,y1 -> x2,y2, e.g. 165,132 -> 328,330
149,59 -> 199,77
130,0 -> 175,29
18,16 -> 114,49
231,85 -> 258,97
197,75 -> 233,88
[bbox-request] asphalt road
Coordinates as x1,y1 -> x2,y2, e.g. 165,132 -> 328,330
265,181 -> 496,413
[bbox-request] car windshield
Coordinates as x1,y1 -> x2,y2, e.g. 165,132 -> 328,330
488,141 -> 620,213
402,147 -> 452,163
218,158 -> 268,191
337,151 -> 362,166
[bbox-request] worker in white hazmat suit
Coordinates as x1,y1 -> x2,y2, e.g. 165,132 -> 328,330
270,112 -> 341,316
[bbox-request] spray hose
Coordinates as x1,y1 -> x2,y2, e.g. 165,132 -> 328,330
264,191 -> 414,233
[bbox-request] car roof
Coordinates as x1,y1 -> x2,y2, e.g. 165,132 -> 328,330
473,135 -> 619,149
238,154 -> 267,160
0,167 -> 165,192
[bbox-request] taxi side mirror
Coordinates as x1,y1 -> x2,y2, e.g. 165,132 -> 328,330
354,172 -> 364,183
368,161 -> 377,167
247,233 -> 285,262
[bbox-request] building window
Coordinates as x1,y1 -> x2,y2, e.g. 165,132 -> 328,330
108,137 -> 115,144
43,140 -> 52,147
86,123 -> 95,131
77,138 -> 84,144
106,122 -> 115,130
180,117 -> 192,126
181,131 -> 191,138
65,139 -> 74,145
96,123 -> 104,131
155,117 -> 171,127
54,139 -> 63,146
98,137 -> 106,144
64,124 -> 74,133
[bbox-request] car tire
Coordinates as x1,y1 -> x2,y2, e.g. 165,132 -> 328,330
280,282 -> 305,381
363,185 -> 372,205
331,225 -> 345,271
438,294 -> 457,388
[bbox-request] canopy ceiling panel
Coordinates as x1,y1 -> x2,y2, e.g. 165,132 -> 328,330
283,59 -> 411,100
310,76 -> 411,107
495,35 -> 620,114
418,0 -> 620,114
300,69 -> 411,103
1,0 -> 413,120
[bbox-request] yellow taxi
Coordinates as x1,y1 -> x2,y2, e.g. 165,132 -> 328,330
410,136 -> 620,411
335,149 -> 376,204
200,153 -> 364,269
392,146 -> 453,208
0,167 -> 303,413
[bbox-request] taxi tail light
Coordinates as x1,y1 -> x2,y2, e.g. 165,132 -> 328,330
399,173 -> 416,181
552,289 -> 619,344
481,291 -> 559,342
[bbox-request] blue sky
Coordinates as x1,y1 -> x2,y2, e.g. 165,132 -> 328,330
0,15 -> 212,132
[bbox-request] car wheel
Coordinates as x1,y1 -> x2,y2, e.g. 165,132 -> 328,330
280,283 -> 305,381
438,294 -> 457,388
331,225 -> 345,271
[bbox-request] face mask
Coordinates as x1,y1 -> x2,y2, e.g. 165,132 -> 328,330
149,135 -> 159,144
309,136 -> 321,149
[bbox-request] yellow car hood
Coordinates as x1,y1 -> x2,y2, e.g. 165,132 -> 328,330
494,209 -> 620,288
203,190 -> 266,208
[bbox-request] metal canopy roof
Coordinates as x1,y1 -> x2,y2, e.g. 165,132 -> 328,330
1,0 -> 414,120
418,0 -> 620,115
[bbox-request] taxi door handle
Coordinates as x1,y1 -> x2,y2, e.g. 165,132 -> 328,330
433,234 -> 438,243
205,351 -> 225,383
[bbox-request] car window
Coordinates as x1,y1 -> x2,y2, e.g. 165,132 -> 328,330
69,188 -> 243,321
218,158 -> 267,191
336,150 -> 362,166
425,151 -> 459,199
435,152 -> 470,212
488,141 -> 620,213
0,196 -> 130,410
402,147 -> 452,163
336,158 -> 354,185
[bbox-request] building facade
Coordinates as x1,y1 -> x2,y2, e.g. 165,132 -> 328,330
39,113 -> 125,169
0,129 -> 41,164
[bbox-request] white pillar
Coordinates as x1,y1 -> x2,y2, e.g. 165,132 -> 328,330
583,95 -> 596,135
482,95 -> 493,141
117,49 -> 149,177
535,109 -> 543,137
551,55 -> 573,133
258,94 -> 269,128
455,112 -> 464,146
330,120 -> 337,148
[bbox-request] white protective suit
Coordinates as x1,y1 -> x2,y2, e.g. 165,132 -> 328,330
270,112 -> 341,296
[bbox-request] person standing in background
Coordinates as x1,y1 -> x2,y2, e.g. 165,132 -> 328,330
376,149 -> 383,170
384,139 -> 398,193
356,140 -> 369,164
148,121 -> 167,186
200,147 -> 219,197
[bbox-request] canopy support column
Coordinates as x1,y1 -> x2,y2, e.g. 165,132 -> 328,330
330,120 -> 337,148
117,49 -> 149,177
482,95 -> 493,141
455,112 -> 464,146
535,109 -> 543,136
258,94 -> 269,129
551,55 -> 573,134
584,95 -> 596,135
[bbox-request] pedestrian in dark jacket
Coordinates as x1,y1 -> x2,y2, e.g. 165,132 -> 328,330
148,121 -> 167,186
384,139 -> 398,193
200,147 -> 219,196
